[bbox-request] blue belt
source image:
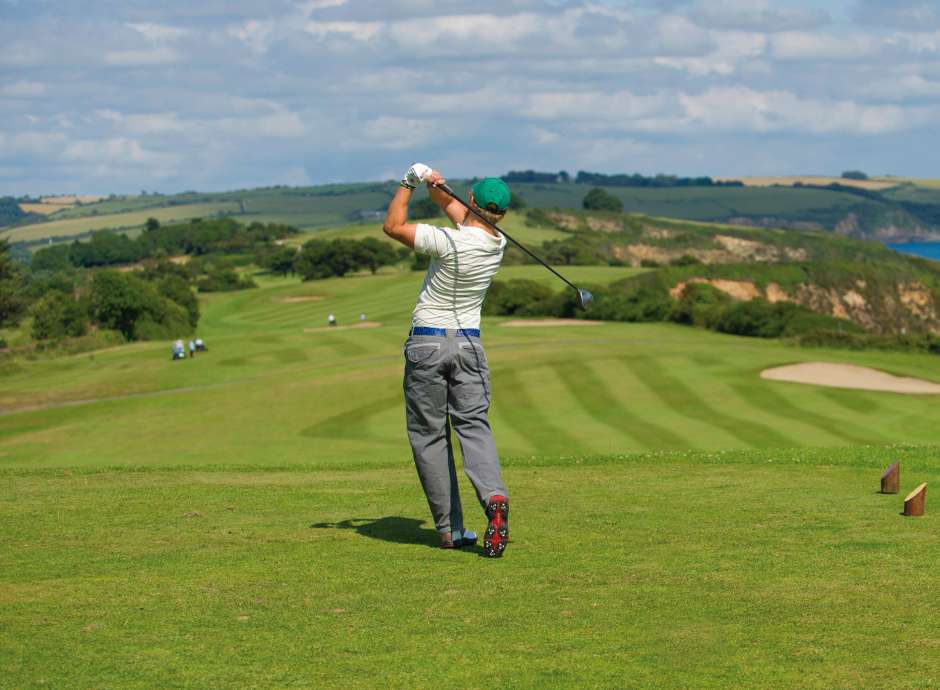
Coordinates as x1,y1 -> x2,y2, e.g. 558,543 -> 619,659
410,326 -> 480,338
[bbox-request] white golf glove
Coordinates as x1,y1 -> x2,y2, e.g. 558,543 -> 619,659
401,163 -> 432,189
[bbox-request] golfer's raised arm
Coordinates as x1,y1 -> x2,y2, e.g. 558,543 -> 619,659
427,171 -> 465,226
383,163 -> 431,248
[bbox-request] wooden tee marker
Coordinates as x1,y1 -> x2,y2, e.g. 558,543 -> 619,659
903,483 -> 927,517
881,461 -> 900,494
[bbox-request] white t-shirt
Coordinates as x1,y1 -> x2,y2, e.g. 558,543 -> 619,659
412,222 -> 507,329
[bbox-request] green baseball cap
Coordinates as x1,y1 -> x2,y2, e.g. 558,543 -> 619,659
472,177 -> 511,213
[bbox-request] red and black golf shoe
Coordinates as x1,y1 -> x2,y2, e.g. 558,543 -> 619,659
483,496 -> 509,558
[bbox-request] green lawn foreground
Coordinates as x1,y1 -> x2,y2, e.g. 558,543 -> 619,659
2,446 -> 939,689
4,269 -> 940,687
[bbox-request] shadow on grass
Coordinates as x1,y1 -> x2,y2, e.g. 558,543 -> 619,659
310,516 -> 483,555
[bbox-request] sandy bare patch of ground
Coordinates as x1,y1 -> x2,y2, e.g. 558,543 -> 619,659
721,176 -> 897,191
304,321 -> 382,333
501,319 -> 605,327
761,362 -> 940,394
279,295 -> 324,303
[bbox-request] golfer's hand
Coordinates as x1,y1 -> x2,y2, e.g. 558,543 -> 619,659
402,163 -> 432,189
426,170 -> 446,187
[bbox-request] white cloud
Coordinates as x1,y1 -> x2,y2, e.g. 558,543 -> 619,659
104,47 -> 181,65
2,131 -> 68,155
655,30 -> 767,75
521,90 -> 672,121
678,87 -> 920,134
0,80 -> 47,97
854,0 -> 940,31
4,0 -> 940,193
228,20 -> 276,55
126,22 -> 189,43
62,137 -> 176,165
691,0 -> 830,32
357,116 -> 435,149
304,19 -> 382,41
771,31 -> 878,60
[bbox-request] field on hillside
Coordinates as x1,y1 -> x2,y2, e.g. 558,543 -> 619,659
1,202 -> 241,243
11,175 -> 938,247
312,214 -> 571,248
725,175 -> 898,191
3,269 -> 940,687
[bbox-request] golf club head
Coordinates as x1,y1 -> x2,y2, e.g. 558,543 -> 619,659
577,289 -> 593,309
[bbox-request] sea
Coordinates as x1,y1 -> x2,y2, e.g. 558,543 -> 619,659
887,242 -> 940,261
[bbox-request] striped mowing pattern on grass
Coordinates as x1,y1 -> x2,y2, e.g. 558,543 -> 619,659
3,270 -> 940,467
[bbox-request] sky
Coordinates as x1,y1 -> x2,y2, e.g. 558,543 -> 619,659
2,0 -> 940,195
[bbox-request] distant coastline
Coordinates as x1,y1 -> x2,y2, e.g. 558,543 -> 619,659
888,242 -> 940,261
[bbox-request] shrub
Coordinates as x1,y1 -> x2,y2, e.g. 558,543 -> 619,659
411,253 -> 430,271
582,188 -> 623,212
31,291 -> 89,341
670,283 -> 729,326
542,237 -> 604,265
670,254 -> 702,266
295,237 -> 400,279
157,275 -> 199,327
197,268 -> 257,292
0,239 -> 28,328
483,279 -> 555,316
411,196 -> 443,220
591,284 -> 674,322
89,271 -> 193,341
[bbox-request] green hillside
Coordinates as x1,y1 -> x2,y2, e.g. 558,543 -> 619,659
3,268 -> 940,688
4,271 -> 940,461
495,208 -> 940,338
7,176 -> 940,247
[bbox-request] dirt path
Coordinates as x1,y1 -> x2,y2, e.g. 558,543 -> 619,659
761,362 -> 940,394
278,296 -> 324,303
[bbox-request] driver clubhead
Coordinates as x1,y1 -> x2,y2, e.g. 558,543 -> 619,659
577,289 -> 594,309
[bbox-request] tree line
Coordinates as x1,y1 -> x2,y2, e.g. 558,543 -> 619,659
32,217 -> 298,271
500,170 -> 743,188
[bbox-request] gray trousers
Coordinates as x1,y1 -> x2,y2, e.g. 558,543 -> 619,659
403,331 -> 508,535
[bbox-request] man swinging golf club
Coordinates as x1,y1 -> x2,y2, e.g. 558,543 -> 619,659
383,163 -> 510,558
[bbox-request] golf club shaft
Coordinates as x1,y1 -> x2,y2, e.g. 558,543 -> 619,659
435,183 -> 582,294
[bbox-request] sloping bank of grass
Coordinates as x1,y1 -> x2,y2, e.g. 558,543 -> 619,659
2,444 -> 939,689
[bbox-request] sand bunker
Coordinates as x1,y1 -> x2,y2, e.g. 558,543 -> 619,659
304,321 -> 382,333
761,362 -> 940,395
501,319 -> 605,328
279,295 -> 324,303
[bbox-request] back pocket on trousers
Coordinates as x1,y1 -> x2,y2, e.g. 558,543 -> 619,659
405,343 -> 440,363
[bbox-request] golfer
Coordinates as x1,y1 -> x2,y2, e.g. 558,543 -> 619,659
383,163 -> 510,557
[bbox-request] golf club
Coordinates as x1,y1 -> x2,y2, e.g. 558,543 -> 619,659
434,183 -> 594,309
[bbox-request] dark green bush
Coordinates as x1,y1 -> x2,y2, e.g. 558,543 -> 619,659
197,268 -> 256,292
484,279 -> 555,316
582,188 -> 623,212
89,271 -> 193,341
30,291 -> 88,341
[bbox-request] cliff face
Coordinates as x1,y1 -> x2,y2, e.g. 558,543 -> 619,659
668,277 -> 940,335
531,209 -> 940,336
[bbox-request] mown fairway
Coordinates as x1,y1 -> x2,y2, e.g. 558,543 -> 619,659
3,267 -> 940,688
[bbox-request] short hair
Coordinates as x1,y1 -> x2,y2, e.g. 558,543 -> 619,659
470,199 -> 505,225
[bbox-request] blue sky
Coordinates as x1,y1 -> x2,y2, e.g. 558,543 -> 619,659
1,0 -> 939,195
